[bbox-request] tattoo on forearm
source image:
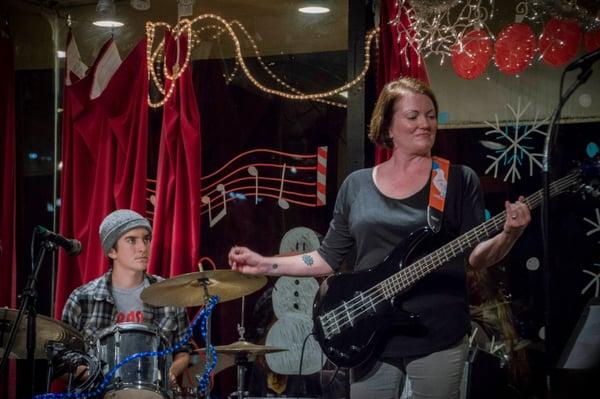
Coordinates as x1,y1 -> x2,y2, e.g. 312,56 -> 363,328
272,263 -> 278,270
302,254 -> 314,267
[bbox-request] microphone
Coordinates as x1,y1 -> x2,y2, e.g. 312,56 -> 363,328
35,226 -> 82,256
565,47 -> 600,71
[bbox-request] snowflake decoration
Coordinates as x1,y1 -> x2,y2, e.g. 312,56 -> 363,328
480,97 -> 549,183
583,208 -> 600,244
391,0 -> 495,66
582,263 -> 600,297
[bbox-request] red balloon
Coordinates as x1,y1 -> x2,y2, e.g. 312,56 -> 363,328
451,29 -> 492,79
494,23 -> 537,75
539,18 -> 582,67
584,29 -> 600,52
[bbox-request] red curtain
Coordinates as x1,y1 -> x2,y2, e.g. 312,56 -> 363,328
0,35 -> 17,399
148,32 -> 201,278
374,0 -> 430,164
55,38 -> 149,317
0,37 -> 16,309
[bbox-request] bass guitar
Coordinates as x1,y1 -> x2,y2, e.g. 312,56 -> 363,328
312,164 -> 598,368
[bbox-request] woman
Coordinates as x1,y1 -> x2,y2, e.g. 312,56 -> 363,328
228,77 -> 530,399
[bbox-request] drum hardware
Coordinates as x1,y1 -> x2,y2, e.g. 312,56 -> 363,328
0,232 -> 66,395
0,308 -> 84,359
140,269 -> 267,397
222,295 -> 287,399
0,308 -> 96,397
93,323 -> 171,399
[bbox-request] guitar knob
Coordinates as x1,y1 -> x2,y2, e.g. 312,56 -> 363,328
328,347 -> 350,360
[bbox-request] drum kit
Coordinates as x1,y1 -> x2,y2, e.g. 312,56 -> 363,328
0,270 -> 288,399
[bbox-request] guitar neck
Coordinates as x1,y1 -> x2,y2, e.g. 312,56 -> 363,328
379,172 -> 578,299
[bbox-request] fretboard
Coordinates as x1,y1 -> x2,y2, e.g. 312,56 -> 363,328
377,171 -> 578,300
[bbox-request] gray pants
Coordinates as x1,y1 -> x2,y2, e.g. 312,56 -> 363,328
350,337 -> 469,399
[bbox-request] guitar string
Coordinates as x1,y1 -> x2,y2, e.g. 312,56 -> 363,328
324,174 -> 575,332
322,176 -> 574,333
320,174 -> 576,336
319,174 -> 578,337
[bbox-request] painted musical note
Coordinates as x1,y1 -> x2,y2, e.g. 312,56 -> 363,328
201,183 -> 227,227
277,164 -> 290,210
247,166 -> 259,204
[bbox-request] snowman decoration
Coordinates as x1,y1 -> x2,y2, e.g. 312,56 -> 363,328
265,227 -> 326,375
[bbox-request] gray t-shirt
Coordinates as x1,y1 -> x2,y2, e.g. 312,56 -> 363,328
317,164 -> 484,357
113,280 -> 150,324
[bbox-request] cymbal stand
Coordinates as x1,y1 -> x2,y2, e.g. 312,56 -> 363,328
198,277 -> 213,398
229,352 -> 250,399
229,296 -> 248,399
0,236 -> 56,397
44,340 -> 65,393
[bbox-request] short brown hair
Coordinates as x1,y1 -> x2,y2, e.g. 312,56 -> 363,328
368,77 -> 438,149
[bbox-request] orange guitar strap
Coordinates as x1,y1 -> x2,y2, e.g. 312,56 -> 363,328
427,156 -> 450,233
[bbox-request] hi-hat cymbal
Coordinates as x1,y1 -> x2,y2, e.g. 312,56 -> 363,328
186,349 -> 235,377
0,308 -> 84,359
213,340 -> 287,355
140,270 -> 267,307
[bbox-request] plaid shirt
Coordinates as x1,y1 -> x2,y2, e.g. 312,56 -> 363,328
62,270 -> 190,354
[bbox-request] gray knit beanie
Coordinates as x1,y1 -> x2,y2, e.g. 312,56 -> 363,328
99,209 -> 152,255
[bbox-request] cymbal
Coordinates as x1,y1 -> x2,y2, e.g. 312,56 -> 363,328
213,340 -> 287,355
141,270 -> 267,307
513,339 -> 531,351
186,349 -> 235,377
0,308 -> 84,359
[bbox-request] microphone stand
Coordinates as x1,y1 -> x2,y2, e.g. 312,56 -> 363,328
0,230 -> 58,397
541,65 -> 593,394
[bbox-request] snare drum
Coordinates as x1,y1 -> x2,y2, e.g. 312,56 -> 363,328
94,323 -> 171,399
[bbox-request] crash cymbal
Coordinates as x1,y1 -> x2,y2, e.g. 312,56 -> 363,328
213,340 -> 287,355
140,270 -> 267,307
0,308 -> 84,359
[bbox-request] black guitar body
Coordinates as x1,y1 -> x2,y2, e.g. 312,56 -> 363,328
313,226 -> 450,368
312,166 -> 596,368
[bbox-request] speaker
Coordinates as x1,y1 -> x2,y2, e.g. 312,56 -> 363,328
462,347 -> 507,399
557,297 -> 600,370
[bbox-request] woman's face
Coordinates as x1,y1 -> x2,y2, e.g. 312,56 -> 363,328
388,91 -> 437,156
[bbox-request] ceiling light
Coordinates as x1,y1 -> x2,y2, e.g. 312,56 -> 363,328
57,50 -> 66,58
298,2 -> 330,14
93,0 -> 124,28
298,6 -> 330,14
93,20 -> 124,27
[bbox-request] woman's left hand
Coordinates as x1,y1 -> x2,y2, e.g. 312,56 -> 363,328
502,195 -> 531,238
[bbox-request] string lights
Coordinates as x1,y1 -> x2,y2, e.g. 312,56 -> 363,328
146,15 -> 378,108
391,0 -> 495,67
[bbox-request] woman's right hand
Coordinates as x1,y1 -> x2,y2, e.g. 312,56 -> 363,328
228,246 -> 267,275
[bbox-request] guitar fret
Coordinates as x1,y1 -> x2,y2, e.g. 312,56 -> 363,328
313,172 -> 582,366
367,292 -> 377,313
343,302 -> 354,327
330,311 -> 340,336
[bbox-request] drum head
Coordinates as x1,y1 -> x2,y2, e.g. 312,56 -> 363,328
104,388 -> 165,399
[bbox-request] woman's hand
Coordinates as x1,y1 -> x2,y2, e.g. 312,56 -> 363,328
228,246 -> 268,275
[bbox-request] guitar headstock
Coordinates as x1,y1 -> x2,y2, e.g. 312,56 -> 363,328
575,157 -> 600,199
